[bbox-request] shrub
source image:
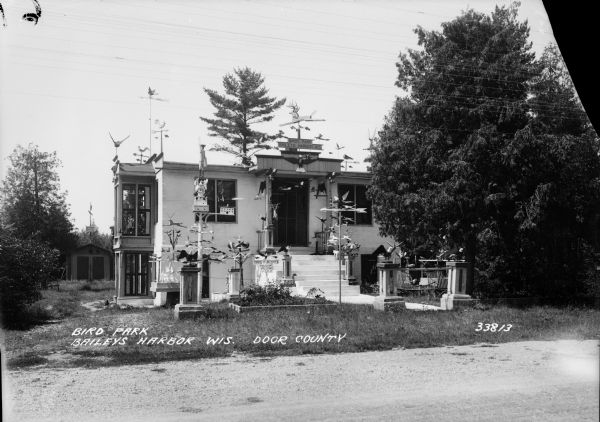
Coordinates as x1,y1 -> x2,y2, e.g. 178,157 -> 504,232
0,230 -> 59,328
237,284 -> 293,306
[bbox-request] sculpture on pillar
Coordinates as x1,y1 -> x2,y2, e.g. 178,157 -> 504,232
226,237 -> 251,295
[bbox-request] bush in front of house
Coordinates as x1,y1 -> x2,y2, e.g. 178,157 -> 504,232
234,284 -> 329,306
0,230 -> 60,328
235,284 -> 294,306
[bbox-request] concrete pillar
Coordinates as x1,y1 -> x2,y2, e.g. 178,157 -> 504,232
228,268 -> 241,297
441,261 -> 475,310
344,255 -> 357,284
374,262 -> 405,311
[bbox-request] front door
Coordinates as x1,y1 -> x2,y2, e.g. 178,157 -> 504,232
272,178 -> 309,247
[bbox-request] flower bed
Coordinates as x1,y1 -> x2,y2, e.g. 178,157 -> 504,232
229,284 -> 332,312
228,302 -> 337,313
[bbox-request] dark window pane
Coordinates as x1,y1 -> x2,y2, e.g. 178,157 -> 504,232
338,184 -> 355,224
216,180 -> 236,222
203,179 -> 236,222
355,185 -> 372,225
138,185 -> 150,209
138,211 -> 150,236
123,210 -> 136,235
123,184 -> 136,209
337,184 -> 372,225
205,179 -> 216,222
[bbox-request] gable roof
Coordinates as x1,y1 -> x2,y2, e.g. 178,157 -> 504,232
69,243 -> 113,255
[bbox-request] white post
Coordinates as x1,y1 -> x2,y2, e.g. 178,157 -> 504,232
441,261 -> 473,310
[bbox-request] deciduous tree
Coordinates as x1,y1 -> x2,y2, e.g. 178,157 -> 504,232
0,144 -> 76,255
368,4 -> 600,297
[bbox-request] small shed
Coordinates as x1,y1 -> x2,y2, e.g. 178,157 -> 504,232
66,244 -> 113,281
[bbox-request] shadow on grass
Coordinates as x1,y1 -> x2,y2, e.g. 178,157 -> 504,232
6,354 -> 49,369
2,280 -> 116,330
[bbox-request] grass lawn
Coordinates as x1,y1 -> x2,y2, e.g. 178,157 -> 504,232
2,282 -> 599,370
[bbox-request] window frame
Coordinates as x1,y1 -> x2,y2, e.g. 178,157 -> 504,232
205,178 -> 238,223
121,183 -> 152,237
337,183 -> 373,226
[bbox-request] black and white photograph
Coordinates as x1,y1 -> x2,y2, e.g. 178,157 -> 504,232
1,1 -> 598,421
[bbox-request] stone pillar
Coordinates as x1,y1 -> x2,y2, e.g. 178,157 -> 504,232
263,176 -> 274,254
228,268 -> 241,297
441,261 -> 474,310
174,266 -> 205,319
373,262 -> 405,311
281,252 -> 293,286
179,266 -> 200,305
344,255 -> 357,284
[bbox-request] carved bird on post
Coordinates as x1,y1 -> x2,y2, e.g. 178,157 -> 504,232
109,132 -> 130,160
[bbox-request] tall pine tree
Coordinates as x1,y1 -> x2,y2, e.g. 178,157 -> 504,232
201,67 -> 286,166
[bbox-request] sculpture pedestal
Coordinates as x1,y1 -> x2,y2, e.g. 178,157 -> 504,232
374,262 -> 405,311
439,261 -> 476,310
174,303 -> 208,320
440,293 -> 476,310
373,296 -> 405,311
228,268 -> 241,297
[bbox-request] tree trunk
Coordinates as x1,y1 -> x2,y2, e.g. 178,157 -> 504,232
33,159 -> 40,229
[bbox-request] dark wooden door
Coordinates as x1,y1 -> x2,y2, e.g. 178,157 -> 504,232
272,179 -> 308,246
92,256 -> 105,280
76,256 -> 89,280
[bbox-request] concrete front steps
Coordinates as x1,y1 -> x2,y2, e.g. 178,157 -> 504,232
290,254 -> 361,297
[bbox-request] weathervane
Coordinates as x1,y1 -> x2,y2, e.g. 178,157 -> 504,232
153,120 -> 170,155
109,132 -> 130,163
88,203 -> 94,226
280,102 -> 325,139
139,87 -> 168,154
277,102 -> 327,172
133,146 -> 150,163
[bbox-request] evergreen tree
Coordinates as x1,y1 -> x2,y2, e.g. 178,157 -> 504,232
200,67 -> 286,166
368,4 -> 600,297
75,227 -> 113,251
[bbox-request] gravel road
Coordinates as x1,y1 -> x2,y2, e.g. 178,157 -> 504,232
3,340 -> 598,421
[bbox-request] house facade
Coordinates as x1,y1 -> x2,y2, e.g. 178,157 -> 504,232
112,147 -> 390,306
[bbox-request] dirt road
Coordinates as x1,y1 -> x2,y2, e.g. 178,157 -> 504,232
3,340 -> 598,421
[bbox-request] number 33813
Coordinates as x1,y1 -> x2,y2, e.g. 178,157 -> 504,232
475,323 -> 512,332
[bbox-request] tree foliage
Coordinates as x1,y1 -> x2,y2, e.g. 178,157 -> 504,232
75,227 -> 113,251
0,227 -> 59,328
368,4 -> 600,297
0,144 -> 76,255
200,67 -> 286,166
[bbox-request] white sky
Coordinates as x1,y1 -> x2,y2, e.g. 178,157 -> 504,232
0,0 -> 555,232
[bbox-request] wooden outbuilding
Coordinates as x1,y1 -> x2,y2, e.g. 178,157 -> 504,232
66,243 -> 113,281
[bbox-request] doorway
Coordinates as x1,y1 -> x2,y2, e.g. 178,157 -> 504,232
272,178 -> 309,247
